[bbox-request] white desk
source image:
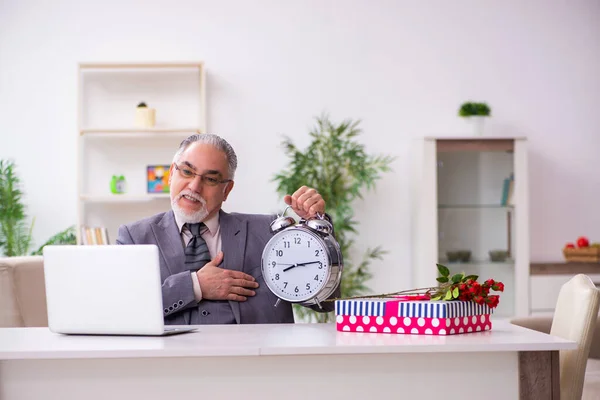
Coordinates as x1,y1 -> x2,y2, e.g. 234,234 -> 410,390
0,321 -> 575,400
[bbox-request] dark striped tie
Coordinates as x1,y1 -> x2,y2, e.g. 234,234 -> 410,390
184,223 -> 212,271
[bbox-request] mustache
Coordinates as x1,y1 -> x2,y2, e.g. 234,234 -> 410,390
175,190 -> 207,205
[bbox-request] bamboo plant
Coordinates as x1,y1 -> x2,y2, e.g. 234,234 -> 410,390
273,114 -> 395,322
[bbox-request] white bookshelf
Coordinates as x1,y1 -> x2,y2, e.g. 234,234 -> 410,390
77,62 -> 206,244
412,137 -> 530,318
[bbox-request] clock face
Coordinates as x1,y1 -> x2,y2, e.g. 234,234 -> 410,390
262,228 -> 330,302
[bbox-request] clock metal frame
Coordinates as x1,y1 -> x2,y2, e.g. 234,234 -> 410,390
261,217 -> 343,308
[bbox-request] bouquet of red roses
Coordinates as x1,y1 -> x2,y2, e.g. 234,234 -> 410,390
329,263 -> 505,309
427,263 -> 504,308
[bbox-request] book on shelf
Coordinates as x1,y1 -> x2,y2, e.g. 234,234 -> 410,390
500,174 -> 514,206
80,226 -> 110,245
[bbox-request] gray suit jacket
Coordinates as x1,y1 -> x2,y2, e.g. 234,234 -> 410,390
116,209 -> 338,324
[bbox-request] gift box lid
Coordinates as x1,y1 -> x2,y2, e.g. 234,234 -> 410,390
335,298 -> 493,318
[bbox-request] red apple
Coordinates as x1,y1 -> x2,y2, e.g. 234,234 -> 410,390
577,236 -> 590,248
565,243 -> 576,249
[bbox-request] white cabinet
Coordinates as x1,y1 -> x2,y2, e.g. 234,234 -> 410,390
412,137 -> 530,318
77,62 -> 206,244
530,269 -> 600,314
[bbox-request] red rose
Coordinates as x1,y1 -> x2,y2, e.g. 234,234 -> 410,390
492,282 -> 505,292
485,295 -> 500,308
485,279 -> 495,287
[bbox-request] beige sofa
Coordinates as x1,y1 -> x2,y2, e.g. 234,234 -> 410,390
0,256 -> 48,327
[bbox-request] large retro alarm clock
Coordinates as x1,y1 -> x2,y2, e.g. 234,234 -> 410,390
261,208 -> 343,309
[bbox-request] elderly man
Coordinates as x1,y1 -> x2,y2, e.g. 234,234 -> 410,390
117,133 -> 339,324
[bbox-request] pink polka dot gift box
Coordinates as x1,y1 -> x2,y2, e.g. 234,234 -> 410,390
335,297 -> 493,335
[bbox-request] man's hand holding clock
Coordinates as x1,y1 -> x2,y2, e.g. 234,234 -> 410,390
283,186 -> 326,219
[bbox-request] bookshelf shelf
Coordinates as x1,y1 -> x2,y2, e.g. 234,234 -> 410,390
438,204 -> 514,210
80,194 -> 170,203
80,128 -> 201,136
79,62 -> 203,70
439,260 -> 516,267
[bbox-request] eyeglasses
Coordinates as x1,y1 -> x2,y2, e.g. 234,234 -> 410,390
173,163 -> 232,187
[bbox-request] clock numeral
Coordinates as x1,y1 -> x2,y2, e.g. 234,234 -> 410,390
318,261 -> 323,269
314,250 -> 320,257
307,241 -> 311,248
271,261 -> 276,267
314,275 -> 319,281
294,286 -> 299,293
306,283 -> 311,291
294,237 -> 301,245
283,282 -> 288,288
284,241 -> 290,248
276,250 -> 283,257
275,273 -> 279,280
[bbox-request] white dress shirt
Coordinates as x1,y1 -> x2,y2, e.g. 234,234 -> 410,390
174,212 -> 222,302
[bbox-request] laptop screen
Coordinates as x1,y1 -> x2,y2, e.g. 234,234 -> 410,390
43,245 -> 166,335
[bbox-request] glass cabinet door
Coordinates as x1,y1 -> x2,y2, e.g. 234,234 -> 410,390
437,148 -> 515,318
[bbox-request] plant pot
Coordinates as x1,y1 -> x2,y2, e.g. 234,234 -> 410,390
489,250 -> 508,262
135,107 -> 156,128
466,116 -> 487,136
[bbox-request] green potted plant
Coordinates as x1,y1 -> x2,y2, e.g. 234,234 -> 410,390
273,114 -> 395,322
0,159 -> 76,257
458,101 -> 491,136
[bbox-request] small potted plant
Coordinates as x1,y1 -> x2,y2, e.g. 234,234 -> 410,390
134,102 -> 156,128
458,101 -> 491,136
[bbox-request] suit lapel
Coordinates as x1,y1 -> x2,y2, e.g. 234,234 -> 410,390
219,210 -> 247,324
152,211 -> 185,276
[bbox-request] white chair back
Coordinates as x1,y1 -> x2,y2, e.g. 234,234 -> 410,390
551,274 -> 600,400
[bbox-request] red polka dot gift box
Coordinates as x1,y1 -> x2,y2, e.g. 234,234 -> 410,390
335,297 -> 493,335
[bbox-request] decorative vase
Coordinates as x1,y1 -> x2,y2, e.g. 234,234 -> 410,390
467,116 -> 487,136
135,106 -> 156,128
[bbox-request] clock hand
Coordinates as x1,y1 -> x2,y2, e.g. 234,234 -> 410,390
282,263 -> 298,272
283,261 -> 322,272
295,261 -> 323,267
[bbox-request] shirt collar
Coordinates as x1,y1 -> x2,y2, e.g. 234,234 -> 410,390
174,211 -> 220,236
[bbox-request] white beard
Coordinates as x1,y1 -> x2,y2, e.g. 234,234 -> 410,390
171,190 -> 209,223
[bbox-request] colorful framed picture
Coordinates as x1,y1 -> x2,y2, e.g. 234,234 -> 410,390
147,165 -> 171,193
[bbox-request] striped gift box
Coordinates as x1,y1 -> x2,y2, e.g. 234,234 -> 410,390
335,299 -> 493,318
335,298 -> 494,335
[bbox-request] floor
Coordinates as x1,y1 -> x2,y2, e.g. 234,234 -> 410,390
584,359 -> 600,400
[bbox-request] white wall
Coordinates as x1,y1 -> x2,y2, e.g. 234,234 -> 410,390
1,0 -> 599,293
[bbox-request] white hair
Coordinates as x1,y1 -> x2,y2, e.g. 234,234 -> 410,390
173,134 -> 238,179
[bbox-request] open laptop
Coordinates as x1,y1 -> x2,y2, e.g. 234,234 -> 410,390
43,244 -> 196,336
